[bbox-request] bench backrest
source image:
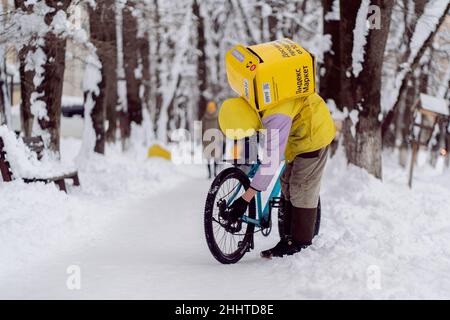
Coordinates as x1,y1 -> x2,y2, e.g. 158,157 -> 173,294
0,136 -> 46,182
22,136 -> 45,160
0,137 -> 13,182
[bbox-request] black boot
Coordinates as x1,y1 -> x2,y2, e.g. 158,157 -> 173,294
261,197 -> 294,259
290,206 -> 318,252
278,197 -> 292,241
213,162 -> 218,177
207,163 -> 211,179
261,207 -> 317,258
261,239 -> 292,258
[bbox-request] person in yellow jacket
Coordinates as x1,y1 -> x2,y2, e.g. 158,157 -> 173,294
219,92 -> 336,258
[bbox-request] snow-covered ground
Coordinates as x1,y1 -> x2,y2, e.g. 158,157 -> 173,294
1,139 -> 450,299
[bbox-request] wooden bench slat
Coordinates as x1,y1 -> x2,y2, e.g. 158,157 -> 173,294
0,137 -> 13,182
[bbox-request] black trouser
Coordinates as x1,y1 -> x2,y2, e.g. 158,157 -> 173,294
207,160 -> 218,178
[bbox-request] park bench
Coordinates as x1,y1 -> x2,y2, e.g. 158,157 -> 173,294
0,135 -> 80,192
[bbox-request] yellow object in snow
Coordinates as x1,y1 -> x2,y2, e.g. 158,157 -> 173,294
147,144 -> 171,160
225,38 -> 316,112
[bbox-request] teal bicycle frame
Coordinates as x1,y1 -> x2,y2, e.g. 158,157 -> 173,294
227,162 -> 286,228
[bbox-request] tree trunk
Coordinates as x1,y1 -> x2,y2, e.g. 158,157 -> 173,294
87,0 -> 111,154
104,2 -> 118,144
87,0 -> 119,149
153,0 -> 163,137
36,30 -> 67,153
17,45 -> 35,137
267,1 -> 279,41
0,57 -> 6,125
320,0 -> 341,108
115,1 -> 129,148
139,32 -> 151,114
193,0 -> 208,120
13,1 -> 33,134
122,3 -> 143,126
340,0 -> 394,179
14,0 -> 71,153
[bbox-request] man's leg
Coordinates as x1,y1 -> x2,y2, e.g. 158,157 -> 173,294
261,163 -> 293,258
278,162 -> 293,240
207,160 -> 212,179
289,146 -> 329,250
213,161 -> 218,177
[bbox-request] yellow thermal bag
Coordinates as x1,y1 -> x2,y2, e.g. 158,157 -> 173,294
225,38 -> 316,112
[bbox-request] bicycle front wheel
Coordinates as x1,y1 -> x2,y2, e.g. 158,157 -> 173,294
204,167 -> 256,264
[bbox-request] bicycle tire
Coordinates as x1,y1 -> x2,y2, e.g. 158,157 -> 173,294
204,167 -> 256,264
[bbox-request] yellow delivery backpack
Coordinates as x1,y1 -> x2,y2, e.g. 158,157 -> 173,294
225,38 -> 316,112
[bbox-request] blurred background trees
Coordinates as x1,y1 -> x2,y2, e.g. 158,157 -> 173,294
0,0 -> 449,177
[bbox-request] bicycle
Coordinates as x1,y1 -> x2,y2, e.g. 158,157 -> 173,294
204,159 -> 321,264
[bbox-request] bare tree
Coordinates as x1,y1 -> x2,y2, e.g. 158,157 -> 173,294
85,0 -> 119,150
139,31 -> 151,117
104,2 -> 119,144
320,0 -> 341,108
192,0 -> 208,119
14,0 -> 72,153
14,0 -> 35,136
340,0 -> 395,179
123,1 -> 143,127
382,1 -> 450,145
0,57 -> 7,125
152,0 -> 163,137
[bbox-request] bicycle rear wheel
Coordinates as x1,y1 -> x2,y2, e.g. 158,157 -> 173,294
204,167 -> 256,264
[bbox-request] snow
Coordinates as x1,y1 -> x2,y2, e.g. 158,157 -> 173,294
1,138 -> 450,299
62,95 -> 84,107
408,0 -> 449,66
327,99 -> 346,121
420,93 -> 449,116
324,0 -> 340,22
0,125 -> 76,179
351,0 -> 371,78
51,10 -> 69,36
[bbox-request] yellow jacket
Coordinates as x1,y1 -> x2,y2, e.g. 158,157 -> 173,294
261,93 -> 336,162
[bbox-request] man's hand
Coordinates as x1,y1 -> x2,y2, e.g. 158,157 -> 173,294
242,187 -> 257,202
226,197 -> 249,222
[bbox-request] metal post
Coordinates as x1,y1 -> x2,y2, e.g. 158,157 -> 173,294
408,141 -> 418,189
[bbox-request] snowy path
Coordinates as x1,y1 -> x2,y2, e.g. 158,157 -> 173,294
0,166 -> 294,299
2,148 -> 450,299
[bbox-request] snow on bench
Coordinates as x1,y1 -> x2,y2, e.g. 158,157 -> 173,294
419,94 -> 449,117
0,126 -> 80,192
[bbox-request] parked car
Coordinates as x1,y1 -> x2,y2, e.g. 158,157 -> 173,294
10,96 -> 85,139
61,96 -> 84,118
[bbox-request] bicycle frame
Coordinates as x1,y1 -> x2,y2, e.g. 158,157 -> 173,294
226,162 -> 286,228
